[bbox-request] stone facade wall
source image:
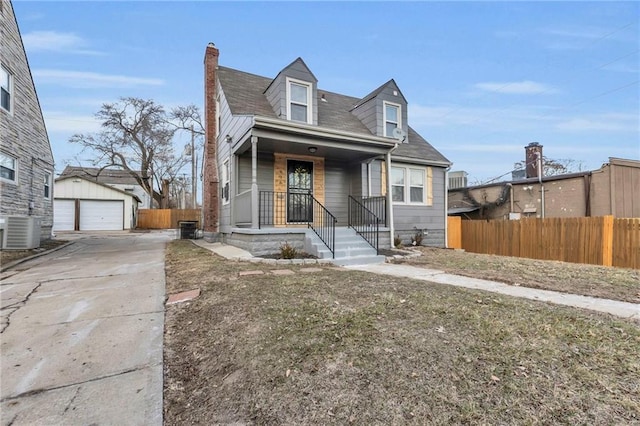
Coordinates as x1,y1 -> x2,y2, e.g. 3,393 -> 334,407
0,0 -> 54,240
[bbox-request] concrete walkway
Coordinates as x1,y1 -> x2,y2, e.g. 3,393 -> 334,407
197,241 -> 639,321
1,231 -> 171,425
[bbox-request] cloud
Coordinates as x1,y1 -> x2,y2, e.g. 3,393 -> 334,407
44,112 -> 102,134
474,81 -> 558,95
22,31 -> 103,55
33,69 -> 165,88
555,113 -> 639,132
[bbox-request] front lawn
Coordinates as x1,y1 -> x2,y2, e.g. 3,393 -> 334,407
164,241 -> 640,425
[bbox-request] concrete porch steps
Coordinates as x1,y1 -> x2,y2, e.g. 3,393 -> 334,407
304,227 -> 386,266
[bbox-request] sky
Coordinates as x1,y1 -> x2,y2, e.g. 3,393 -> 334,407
12,1 -> 640,187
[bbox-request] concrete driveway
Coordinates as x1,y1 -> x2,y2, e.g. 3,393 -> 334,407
0,231 -> 172,425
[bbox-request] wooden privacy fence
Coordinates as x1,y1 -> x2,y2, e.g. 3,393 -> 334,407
447,216 -> 462,249
137,209 -> 201,229
458,216 -> 639,269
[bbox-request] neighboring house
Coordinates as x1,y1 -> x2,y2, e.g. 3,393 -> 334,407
53,175 -> 140,231
449,144 -> 640,220
202,44 -> 450,264
59,166 -> 150,208
0,0 -> 55,249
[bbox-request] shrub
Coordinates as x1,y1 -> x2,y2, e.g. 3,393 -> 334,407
394,235 -> 403,249
280,242 -> 297,259
411,230 -> 423,246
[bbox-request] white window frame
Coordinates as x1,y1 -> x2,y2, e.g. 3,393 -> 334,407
1,64 -> 13,114
0,152 -> 17,183
391,165 -> 427,205
221,157 -> 230,205
286,77 -> 312,124
44,171 -> 52,199
383,101 -> 401,137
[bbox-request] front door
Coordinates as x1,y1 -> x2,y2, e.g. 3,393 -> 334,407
287,160 -> 313,223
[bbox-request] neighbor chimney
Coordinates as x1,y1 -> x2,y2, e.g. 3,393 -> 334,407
203,42 -> 220,234
525,142 -> 543,179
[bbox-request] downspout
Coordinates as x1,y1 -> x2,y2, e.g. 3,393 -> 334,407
584,172 -> 592,217
537,152 -> 545,218
386,143 -> 399,245
509,183 -> 514,214
444,165 -> 451,248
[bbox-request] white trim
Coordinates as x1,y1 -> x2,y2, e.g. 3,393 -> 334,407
44,171 -> 52,199
383,101 -> 401,137
286,77 -> 312,124
1,64 -> 13,114
222,157 -> 230,205
391,164 -> 427,205
0,151 -> 17,184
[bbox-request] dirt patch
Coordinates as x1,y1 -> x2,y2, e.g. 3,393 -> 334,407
164,240 -> 640,425
398,247 -> 640,304
0,239 -> 69,265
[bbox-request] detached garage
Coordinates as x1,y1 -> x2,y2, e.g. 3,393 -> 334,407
53,176 -> 140,231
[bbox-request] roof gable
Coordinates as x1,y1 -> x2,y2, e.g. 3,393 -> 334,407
352,79 -> 408,110
55,175 -> 142,202
60,166 -> 143,186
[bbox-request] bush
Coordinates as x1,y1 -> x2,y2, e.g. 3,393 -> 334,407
394,235 -> 403,249
279,242 -> 297,259
411,230 -> 423,246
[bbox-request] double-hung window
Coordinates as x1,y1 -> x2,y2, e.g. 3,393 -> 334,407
44,172 -> 52,198
287,78 -> 312,124
384,102 -> 400,137
391,166 -> 427,204
0,152 -> 16,182
1,65 -> 12,113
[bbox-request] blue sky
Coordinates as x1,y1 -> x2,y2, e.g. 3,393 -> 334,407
13,1 -> 640,184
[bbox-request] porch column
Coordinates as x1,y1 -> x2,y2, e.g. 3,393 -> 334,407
251,136 -> 259,228
386,150 -> 395,240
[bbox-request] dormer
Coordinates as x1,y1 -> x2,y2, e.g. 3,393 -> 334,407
351,79 -> 408,141
264,58 -> 318,125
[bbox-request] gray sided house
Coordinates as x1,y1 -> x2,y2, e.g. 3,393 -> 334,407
0,0 -> 54,248
202,44 -> 450,264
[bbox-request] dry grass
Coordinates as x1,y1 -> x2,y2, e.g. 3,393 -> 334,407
0,239 -> 68,266
399,247 -> 640,304
164,240 -> 640,425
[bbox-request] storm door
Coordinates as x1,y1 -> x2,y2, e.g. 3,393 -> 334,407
287,160 -> 313,223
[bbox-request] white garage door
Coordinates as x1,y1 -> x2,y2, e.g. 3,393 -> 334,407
79,200 -> 124,231
53,199 -> 75,231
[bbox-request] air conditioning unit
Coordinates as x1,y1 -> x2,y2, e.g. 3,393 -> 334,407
0,216 -> 41,250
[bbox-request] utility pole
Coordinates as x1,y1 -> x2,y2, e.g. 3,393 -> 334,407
191,125 -> 197,209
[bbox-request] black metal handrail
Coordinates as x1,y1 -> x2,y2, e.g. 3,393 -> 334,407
361,196 -> 387,227
308,196 -> 337,258
258,191 -> 336,258
348,195 -> 381,254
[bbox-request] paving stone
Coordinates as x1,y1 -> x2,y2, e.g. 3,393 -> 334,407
167,288 -> 200,305
238,270 -> 264,276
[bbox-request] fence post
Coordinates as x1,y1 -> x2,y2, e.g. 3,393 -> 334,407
601,215 -> 614,267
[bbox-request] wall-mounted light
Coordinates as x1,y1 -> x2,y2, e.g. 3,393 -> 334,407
225,135 -> 232,143
308,146 -> 318,154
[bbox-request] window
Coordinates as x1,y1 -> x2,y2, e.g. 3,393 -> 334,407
221,158 -> 230,204
384,102 -> 400,137
44,171 -> 51,198
0,152 -> 16,182
287,78 -> 312,124
1,65 -> 12,113
391,165 -> 428,204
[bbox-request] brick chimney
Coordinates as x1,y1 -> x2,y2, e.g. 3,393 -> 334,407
203,42 -> 219,233
525,142 -> 543,179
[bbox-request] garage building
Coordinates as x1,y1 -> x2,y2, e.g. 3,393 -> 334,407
53,176 -> 140,231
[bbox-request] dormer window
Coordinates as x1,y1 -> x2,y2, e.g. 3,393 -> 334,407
384,102 -> 401,137
287,78 -> 312,124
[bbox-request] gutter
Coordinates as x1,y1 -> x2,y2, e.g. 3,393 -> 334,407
253,116 -> 397,148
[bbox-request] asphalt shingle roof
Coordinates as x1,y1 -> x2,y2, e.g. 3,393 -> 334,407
59,166 -> 142,185
216,65 -> 450,164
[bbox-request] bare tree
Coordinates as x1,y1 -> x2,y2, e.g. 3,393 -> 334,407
514,156 -> 585,177
70,97 -> 203,207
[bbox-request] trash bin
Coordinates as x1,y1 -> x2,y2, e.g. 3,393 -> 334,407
179,221 -> 197,239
